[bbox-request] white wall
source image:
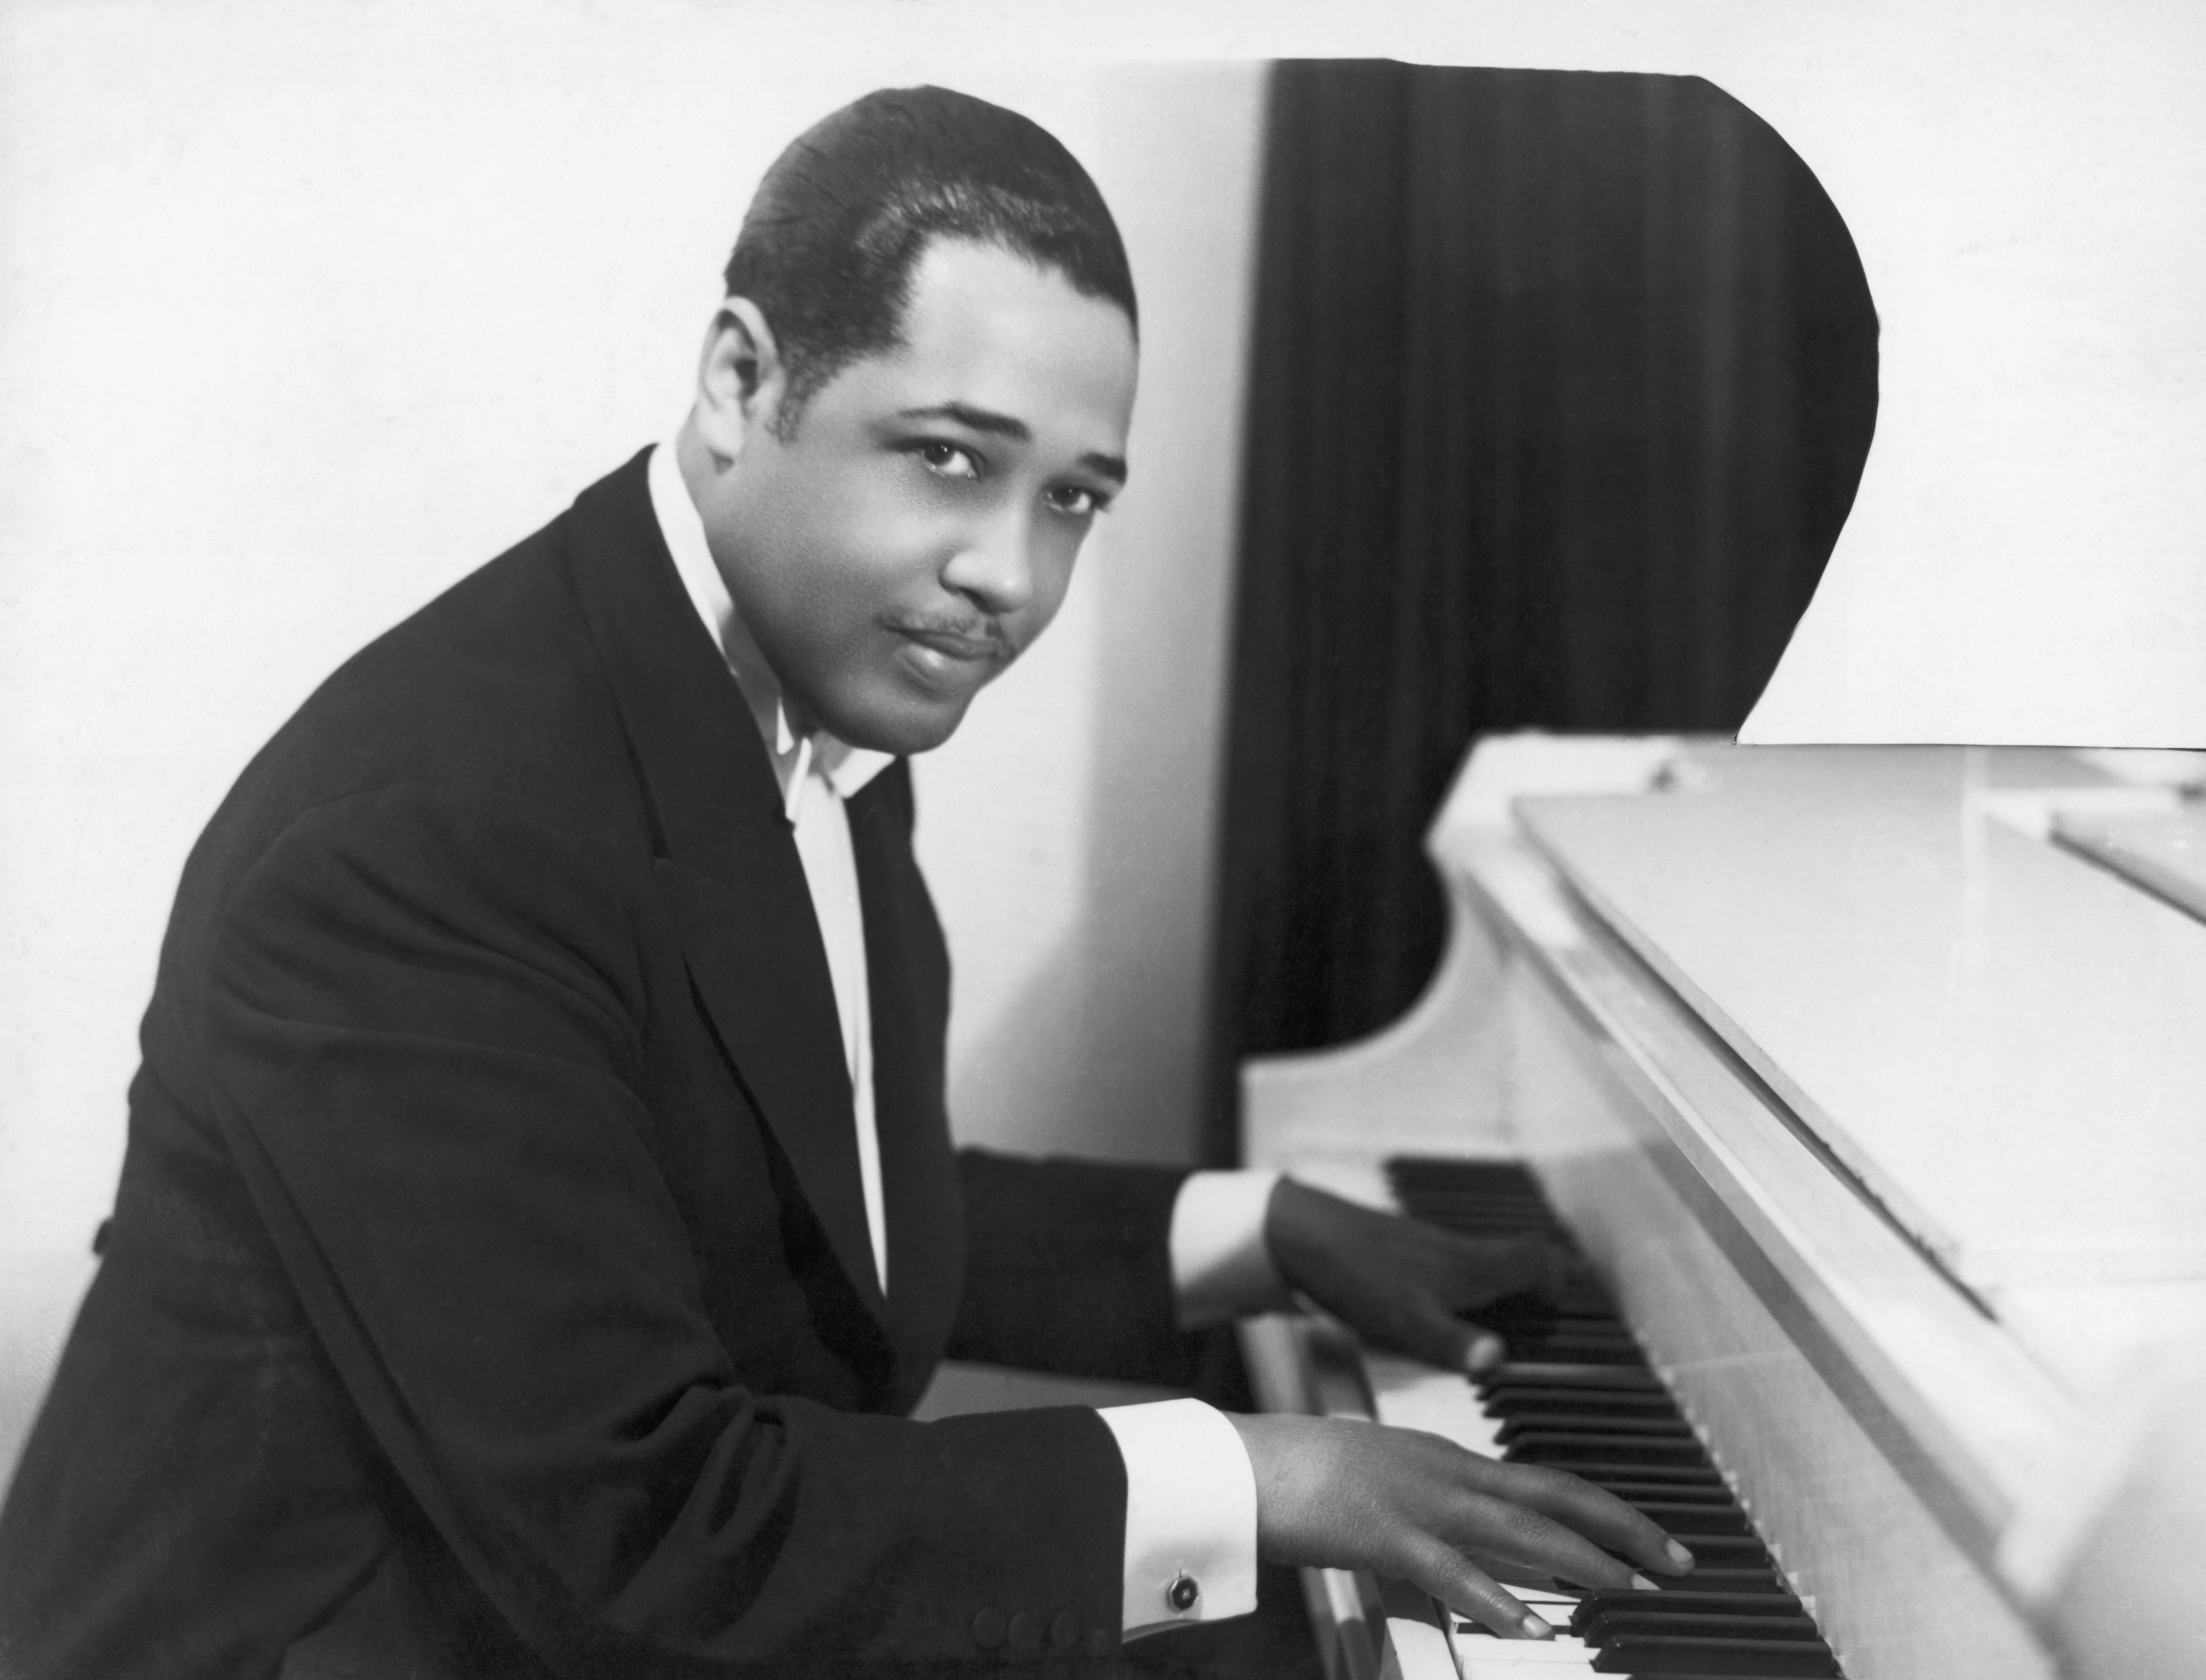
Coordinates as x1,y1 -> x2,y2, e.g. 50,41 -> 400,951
0,2 -> 1264,1253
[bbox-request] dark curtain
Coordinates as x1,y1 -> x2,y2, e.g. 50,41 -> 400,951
1207,62 -> 1879,1162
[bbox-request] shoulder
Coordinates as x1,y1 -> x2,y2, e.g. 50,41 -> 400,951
208,781 -> 654,1073
201,512 -> 645,884
153,478 -> 678,1011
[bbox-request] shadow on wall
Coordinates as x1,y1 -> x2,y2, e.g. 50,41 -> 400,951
944,65 -> 1264,1168
1209,62 -> 1881,1158
949,550 -> 1235,1165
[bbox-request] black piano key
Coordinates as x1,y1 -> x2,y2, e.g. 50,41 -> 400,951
1487,1362 -> 1667,1390
1588,1480 -> 1737,1506
1569,1592 -> 1815,1634
1421,1218 -> 1562,1236
1387,1158 -> 1542,1190
1531,1460 -> 1729,1487
1507,1316 -> 1637,1336
1491,1306 -> 1624,1324
1489,1313 -> 1631,1334
1410,1198 -> 1558,1221
1650,1535 -> 1777,1568
1654,1570 -> 1794,1594
1389,1160 -> 1539,1182
1485,1389 -> 1684,1419
1482,1314 -> 1641,1340
1500,1331 -> 1658,1358
1504,1432 -> 1714,1467
1580,1611 -> 1822,1644
1496,1415 -> 1698,1445
1622,1502 -> 1754,1536
1591,1635 -> 1840,1675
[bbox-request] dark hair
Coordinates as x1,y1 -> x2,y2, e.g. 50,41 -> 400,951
723,86 -> 1138,432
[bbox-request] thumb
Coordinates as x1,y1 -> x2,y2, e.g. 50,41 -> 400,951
1384,1291 -> 1507,1376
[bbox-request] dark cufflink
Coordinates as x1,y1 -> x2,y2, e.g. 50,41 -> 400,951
1166,1573 -> 1200,1613
971,1606 -> 1008,1649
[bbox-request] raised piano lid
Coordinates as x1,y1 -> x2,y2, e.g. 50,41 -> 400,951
1511,743 -> 2206,1311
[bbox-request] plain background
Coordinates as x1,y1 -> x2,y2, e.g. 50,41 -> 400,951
5,0 -> 2205,1264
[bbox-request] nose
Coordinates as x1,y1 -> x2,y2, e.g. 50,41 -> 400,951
939,501 -> 1038,617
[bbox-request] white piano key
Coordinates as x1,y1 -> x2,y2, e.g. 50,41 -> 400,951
1450,1627 -> 1599,1676
1384,1611 -> 1465,1680
1363,1352 -> 1506,1456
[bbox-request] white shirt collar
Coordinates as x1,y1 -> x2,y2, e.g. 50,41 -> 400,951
648,438 -> 894,820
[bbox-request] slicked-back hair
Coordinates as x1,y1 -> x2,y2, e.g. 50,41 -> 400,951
723,86 -> 1138,434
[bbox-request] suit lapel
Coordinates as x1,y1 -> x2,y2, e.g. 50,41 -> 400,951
562,451 -> 885,1326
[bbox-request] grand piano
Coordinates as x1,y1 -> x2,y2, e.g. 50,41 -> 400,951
1238,736 -> 2206,1680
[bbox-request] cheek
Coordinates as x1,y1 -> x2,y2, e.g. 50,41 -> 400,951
765,509 -> 919,640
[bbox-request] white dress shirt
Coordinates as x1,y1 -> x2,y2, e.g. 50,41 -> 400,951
648,439 -> 1277,1637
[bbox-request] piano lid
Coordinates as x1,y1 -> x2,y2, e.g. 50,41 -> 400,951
1514,745 -> 2206,1296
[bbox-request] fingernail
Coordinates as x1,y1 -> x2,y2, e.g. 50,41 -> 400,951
1664,1539 -> 1695,1570
1464,1336 -> 1504,1375
1629,1572 -> 1660,1592
1519,1612 -> 1553,1640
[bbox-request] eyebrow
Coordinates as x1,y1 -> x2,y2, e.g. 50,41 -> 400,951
897,402 -> 1128,487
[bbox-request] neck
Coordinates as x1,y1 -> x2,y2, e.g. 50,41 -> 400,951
669,414 -> 823,744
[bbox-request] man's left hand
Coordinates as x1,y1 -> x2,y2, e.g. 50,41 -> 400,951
1262,1177 -> 1569,1375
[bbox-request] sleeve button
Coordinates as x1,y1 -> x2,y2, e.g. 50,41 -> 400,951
1049,1610 -> 1080,1650
1167,1574 -> 1200,1613
971,1607 -> 1007,1649
1007,1610 -> 1043,1656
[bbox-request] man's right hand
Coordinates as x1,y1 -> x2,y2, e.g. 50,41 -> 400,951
1224,1412 -> 1695,1640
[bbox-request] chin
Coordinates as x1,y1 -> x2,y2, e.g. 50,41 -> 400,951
829,690 -> 974,757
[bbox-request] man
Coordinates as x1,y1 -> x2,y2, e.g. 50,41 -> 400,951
0,87 -> 1689,1677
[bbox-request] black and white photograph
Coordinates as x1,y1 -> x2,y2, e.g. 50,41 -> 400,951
2,3 -> 2203,1676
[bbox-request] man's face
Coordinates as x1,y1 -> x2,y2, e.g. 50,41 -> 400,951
697,238 -> 1139,755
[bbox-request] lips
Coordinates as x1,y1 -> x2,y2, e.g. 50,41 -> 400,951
895,624 -> 1001,662
887,618 -> 1008,694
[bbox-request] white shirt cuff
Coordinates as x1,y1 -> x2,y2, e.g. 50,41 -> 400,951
1168,1168 -> 1288,1329
1096,1397 -> 1260,1640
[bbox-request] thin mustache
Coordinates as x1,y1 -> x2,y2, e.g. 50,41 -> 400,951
887,614 -> 1012,656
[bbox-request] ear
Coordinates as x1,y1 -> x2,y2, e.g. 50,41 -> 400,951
691,297 -> 788,463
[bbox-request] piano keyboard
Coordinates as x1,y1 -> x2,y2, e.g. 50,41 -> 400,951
1374,1156 -> 1846,1680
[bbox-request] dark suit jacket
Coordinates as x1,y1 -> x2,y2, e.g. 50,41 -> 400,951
0,451 -> 1208,1679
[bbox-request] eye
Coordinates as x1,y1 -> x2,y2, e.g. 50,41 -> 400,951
1045,484 -> 1112,519
914,440 -> 981,480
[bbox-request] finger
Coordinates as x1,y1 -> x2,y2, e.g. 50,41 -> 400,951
1446,1489 -> 1657,1595
1483,1461 -> 1697,1577
1396,1534 -> 1555,1641
1449,1234 -> 1569,1307
1378,1290 -> 1506,1375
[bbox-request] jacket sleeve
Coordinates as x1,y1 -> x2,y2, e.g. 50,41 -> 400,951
949,1151 -> 1212,1389
201,785 -> 1126,1674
